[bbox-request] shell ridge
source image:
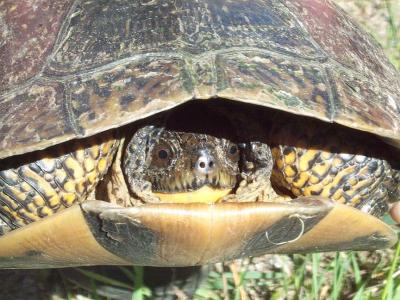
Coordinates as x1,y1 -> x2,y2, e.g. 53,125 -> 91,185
43,0 -> 83,76
63,86 -> 85,137
321,67 -> 337,121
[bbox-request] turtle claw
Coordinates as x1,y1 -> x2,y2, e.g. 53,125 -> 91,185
0,197 -> 396,268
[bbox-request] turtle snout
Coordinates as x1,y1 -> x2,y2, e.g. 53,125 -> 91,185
194,150 -> 216,176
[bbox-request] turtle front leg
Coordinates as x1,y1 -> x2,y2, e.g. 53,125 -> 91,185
122,126 -> 163,204
99,127 -> 160,205
0,134 -> 119,230
224,142 -> 280,202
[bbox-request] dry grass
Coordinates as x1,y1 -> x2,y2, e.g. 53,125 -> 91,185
335,0 -> 400,70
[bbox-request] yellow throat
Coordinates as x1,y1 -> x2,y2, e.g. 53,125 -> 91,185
154,186 -> 232,204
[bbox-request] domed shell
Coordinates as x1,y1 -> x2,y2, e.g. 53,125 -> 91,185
1,0 -> 399,159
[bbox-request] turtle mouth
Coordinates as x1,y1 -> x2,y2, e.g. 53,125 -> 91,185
150,172 -> 238,193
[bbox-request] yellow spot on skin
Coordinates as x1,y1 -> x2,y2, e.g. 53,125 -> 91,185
101,141 -> 112,155
84,159 -> 95,172
350,195 -> 362,206
48,196 -> 60,208
313,163 -> 329,177
75,147 -> 86,162
315,95 -> 325,104
64,156 -> 84,180
76,181 -> 86,194
299,149 -> 318,172
54,168 -> 67,184
19,209 -> 40,222
347,177 -> 358,186
63,181 -> 76,193
27,202 -> 36,212
332,157 -> 344,168
87,172 -> 98,185
39,206 -> 53,217
63,193 -> 77,206
286,177 -> 294,185
97,158 -> 108,173
309,174 -> 321,184
321,176 -> 333,186
293,172 -> 309,189
275,158 -> 284,170
33,197 -> 45,208
284,150 -> 296,165
304,184 -> 322,196
3,207 -> 11,214
19,182 -> 31,193
320,152 -> 333,160
154,186 -> 232,204
330,188 -> 343,201
284,165 -> 296,177
90,145 -> 100,159
292,187 -> 301,196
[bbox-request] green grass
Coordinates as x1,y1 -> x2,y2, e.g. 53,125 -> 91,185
58,236 -> 399,299
193,240 -> 400,300
384,0 -> 400,69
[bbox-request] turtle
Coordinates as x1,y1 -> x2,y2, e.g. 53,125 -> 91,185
0,0 -> 399,269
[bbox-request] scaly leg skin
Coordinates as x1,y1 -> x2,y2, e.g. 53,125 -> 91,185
123,126 -> 161,204
215,105 -> 281,203
0,134 -> 119,231
227,141 -> 280,202
269,116 -> 400,217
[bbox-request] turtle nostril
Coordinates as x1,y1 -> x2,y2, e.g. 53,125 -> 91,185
195,151 -> 216,175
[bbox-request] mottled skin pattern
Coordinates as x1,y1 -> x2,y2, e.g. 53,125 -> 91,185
0,0 -> 399,161
268,116 -> 399,217
0,135 -> 118,229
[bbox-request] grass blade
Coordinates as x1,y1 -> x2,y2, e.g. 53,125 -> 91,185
382,240 -> 400,300
76,268 -> 133,290
312,253 -> 321,300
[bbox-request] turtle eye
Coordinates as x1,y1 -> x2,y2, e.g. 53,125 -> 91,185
229,145 -> 238,155
151,143 -> 174,168
158,149 -> 168,159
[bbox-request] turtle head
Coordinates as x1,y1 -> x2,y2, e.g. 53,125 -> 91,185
123,126 -> 240,203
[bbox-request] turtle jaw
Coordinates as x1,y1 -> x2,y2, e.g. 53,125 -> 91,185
150,171 -> 238,193
151,173 -> 237,204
